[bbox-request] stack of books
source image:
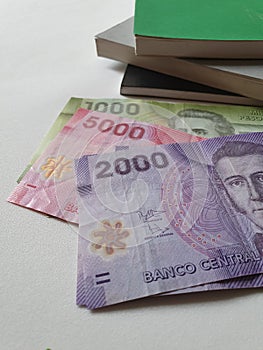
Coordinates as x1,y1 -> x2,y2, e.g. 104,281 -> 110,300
95,0 -> 263,106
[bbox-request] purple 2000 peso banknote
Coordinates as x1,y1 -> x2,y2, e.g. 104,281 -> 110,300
76,132 -> 263,308
8,108 -> 203,223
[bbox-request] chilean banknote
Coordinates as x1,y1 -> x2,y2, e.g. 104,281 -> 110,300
8,109 -> 202,223
163,274 -> 263,295
18,97 -> 263,182
76,132 -> 263,308
77,273 -> 263,306
11,97 -> 263,299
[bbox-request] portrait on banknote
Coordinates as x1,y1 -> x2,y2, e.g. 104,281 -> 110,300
212,141 -> 263,256
168,109 -> 235,137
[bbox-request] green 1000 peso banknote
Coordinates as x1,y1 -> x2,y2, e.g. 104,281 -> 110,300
18,97 -> 263,182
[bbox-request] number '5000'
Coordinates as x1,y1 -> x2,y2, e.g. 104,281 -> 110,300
83,116 -> 145,139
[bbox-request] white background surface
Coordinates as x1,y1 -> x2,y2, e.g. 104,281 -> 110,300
1,1 -> 262,349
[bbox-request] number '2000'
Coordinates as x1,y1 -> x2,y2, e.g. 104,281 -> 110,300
96,152 -> 169,179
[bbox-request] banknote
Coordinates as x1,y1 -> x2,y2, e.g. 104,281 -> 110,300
12,97 -> 263,298
77,273 -> 263,306
164,274 -> 263,295
8,109 -> 202,223
76,132 -> 263,308
77,261 -> 263,307
18,97 -> 263,182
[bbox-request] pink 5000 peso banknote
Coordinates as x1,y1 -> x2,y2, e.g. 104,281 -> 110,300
8,109 -> 203,223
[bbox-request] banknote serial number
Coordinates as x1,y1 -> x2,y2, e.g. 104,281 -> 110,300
83,116 -> 145,139
96,152 -> 169,179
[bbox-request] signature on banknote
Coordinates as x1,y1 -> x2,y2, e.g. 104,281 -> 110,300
137,209 -> 166,222
147,224 -> 171,235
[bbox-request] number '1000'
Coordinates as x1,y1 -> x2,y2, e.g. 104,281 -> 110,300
96,152 -> 169,179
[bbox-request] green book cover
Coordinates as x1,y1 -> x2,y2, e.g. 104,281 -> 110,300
134,0 -> 263,40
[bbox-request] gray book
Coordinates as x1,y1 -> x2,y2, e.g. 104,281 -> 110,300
95,17 -> 263,101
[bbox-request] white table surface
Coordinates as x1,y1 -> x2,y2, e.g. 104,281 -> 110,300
1,1 -> 262,349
